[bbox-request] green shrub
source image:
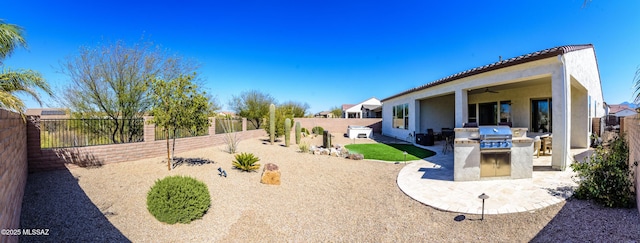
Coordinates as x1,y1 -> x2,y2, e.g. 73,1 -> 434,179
147,176 -> 211,224
232,152 -> 261,172
311,126 -> 324,135
301,127 -> 310,135
299,142 -> 309,153
571,134 -> 636,208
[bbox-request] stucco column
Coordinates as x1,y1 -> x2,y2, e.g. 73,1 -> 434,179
454,89 -> 468,128
414,99 -> 421,134
551,57 -> 571,170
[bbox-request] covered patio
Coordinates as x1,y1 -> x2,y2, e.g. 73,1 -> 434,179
382,44 -> 605,171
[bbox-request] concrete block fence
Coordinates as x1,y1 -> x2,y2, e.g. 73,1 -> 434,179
0,109 -> 28,243
26,117 -> 264,172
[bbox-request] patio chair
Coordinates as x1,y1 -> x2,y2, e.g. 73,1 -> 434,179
441,128 -> 455,154
542,135 -> 552,155
533,136 -> 541,158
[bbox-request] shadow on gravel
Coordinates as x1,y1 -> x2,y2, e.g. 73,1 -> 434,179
530,198 -> 640,242
20,169 -> 130,242
172,157 -> 215,167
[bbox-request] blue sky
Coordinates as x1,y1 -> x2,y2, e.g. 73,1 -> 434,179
3,0 -> 639,114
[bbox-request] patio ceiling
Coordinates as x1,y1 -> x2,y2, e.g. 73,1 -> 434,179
466,77 -> 549,95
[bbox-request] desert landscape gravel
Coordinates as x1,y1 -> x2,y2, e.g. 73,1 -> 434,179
19,134 -> 640,242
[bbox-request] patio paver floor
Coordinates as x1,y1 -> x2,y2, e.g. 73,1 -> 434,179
397,140 -> 582,215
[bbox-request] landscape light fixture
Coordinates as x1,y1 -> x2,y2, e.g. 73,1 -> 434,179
403,151 -> 408,163
478,193 -> 489,221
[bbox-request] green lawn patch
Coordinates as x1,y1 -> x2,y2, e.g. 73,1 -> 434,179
344,143 -> 435,162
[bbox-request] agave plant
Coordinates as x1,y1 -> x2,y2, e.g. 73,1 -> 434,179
232,152 -> 261,172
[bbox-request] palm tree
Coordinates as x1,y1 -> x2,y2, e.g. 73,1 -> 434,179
635,68 -> 640,104
0,19 -> 52,113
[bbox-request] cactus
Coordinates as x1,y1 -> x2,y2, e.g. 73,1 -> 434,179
284,118 -> 291,147
295,121 -> 301,145
269,104 -> 275,144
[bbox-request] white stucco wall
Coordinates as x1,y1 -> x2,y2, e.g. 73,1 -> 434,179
468,81 -> 551,128
419,94 -> 455,133
564,48 -> 606,118
382,57 -> 561,138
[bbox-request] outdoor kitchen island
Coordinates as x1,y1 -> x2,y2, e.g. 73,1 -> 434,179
453,126 -> 534,181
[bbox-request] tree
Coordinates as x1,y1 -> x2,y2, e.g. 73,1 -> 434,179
330,106 -> 343,118
60,40 -> 201,144
228,90 -> 275,129
279,101 -> 309,118
0,20 -> 52,114
150,73 -> 212,170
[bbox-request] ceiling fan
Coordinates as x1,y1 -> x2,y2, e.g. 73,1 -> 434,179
483,88 -> 499,93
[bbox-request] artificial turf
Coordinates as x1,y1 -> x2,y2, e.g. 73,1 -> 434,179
344,143 -> 435,162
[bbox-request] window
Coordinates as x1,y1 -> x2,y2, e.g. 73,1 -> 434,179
393,103 -> 409,129
478,102 -> 497,125
468,104 -> 477,123
500,101 -> 511,123
532,98 -> 552,132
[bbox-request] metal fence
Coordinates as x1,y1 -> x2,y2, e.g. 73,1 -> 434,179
40,118 -> 144,148
154,126 -> 209,140
246,119 -> 260,131
215,118 -> 243,134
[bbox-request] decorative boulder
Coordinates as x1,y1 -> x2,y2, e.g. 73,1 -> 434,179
348,153 -> 364,160
260,163 -> 281,185
329,148 -> 339,156
340,148 -> 350,158
319,148 -> 330,155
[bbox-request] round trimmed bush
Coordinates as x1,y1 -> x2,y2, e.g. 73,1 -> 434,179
311,126 -> 324,135
146,176 -> 211,224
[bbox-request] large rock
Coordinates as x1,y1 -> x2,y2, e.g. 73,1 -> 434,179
348,153 -> 364,160
329,148 -> 339,157
260,163 -> 281,185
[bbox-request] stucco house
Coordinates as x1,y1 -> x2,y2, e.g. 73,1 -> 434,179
342,97 -> 382,119
607,104 -> 638,117
381,44 -> 605,171
25,108 -> 70,119
314,111 -> 335,118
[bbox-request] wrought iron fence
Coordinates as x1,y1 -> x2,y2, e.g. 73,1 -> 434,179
246,119 -> 260,131
215,118 -> 243,134
40,118 -> 144,148
154,125 -> 209,140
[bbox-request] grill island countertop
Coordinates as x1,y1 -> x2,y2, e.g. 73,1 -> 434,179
453,127 -> 534,181
478,126 -> 513,150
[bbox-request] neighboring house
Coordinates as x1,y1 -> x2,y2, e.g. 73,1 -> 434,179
314,111 -> 335,118
381,44 -> 605,171
608,104 -> 638,117
342,97 -> 382,119
25,108 -> 70,119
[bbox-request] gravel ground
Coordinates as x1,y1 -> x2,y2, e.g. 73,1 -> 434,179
19,134 -> 640,242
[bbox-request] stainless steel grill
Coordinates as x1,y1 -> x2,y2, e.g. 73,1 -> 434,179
478,126 -> 513,150
479,126 -> 512,177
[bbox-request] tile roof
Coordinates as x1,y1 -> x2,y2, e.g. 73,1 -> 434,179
382,44 -> 594,102
342,104 -> 355,110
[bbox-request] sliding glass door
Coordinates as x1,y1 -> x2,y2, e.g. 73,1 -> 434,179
532,98 -> 552,132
